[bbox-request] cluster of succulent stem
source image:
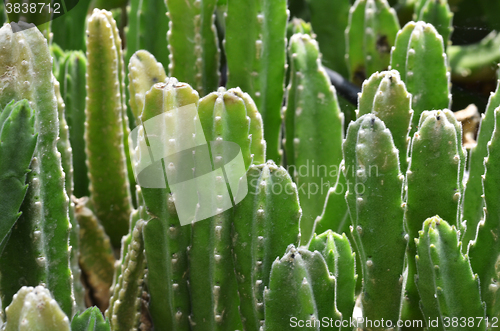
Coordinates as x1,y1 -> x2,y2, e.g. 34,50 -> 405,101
0,0 -> 499,331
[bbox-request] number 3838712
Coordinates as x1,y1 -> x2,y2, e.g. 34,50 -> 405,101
5,2 -> 61,14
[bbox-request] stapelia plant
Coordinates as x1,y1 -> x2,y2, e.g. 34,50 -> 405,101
1,0 -> 500,330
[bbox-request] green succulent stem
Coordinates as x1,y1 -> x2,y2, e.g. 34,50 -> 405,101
0,24 -> 74,318
231,161 -> 301,330
390,21 -> 451,135
71,306 -> 111,331
346,0 -> 400,85
225,0 -> 288,164
139,79 -> 197,331
415,217 -> 486,330
285,33 -> 344,244
59,51 -> 89,198
344,114 -> 407,329
469,106 -> 500,321
0,100 -> 36,253
166,0 -> 220,96
4,286 -> 71,331
403,110 -> 463,327
75,198 -> 115,311
462,79 -> 500,250
85,9 -> 133,248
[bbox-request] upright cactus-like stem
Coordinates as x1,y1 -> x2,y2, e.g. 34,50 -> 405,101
166,0 -> 219,96
307,0 -> 351,78
51,0 -> 92,51
106,8 -> 137,206
406,110 -> 464,224
107,220 -> 147,331
59,51 -> 89,198
111,186 -> 147,298
285,33 -> 344,245
414,0 -> 453,47
299,249 -> 342,330
402,110 -> 463,326
344,114 -> 407,329
341,116 -> 364,296
390,21 -> 451,135
72,306 -> 111,331
55,81 -> 86,313
51,43 -> 66,80
125,0 -> 170,70
196,88 -> 262,166
469,106 -> 500,322
0,101 -> 36,251
225,0 -> 288,164
3,286 -> 70,331
357,70 -> 413,173
345,0 -> 400,86
143,217 -> 191,331
287,18 -> 313,38
75,199 -> 115,311
189,87 -> 265,330
462,79 -> 500,250
128,50 -> 167,122
0,24 -> 74,317
263,245 -> 341,331
415,217 -> 487,330
138,79 -> 198,331
263,246 -> 318,331
446,110 -> 467,224
228,87 -> 267,165
231,161 -> 301,330
85,9 -> 133,248
308,231 -> 357,330
125,0 -> 169,132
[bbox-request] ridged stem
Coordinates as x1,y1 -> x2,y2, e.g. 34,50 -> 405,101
107,220 -> 147,331
138,79 -> 198,331
60,51 -> 89,198
346,0 -> 400,85
75,199 -> 115,311
308,230 -> 357,330
402,110 -> 463,327
225,0 -> 288,163
462,79 -> 500,250
125,0 -> 170,70
469,106 -> 500,322
357,70 -> 412,173
55,81 -> 85,313
307,0 -> 350,78
231,161 -> 301,330
166,0 -> 219,96
0,100 -> 36,252
4,286 -> 70,331
390,21 -> 451,135
0,23 -> 74,317
71,306 -> 111,331
285,33 -> 344,244
344,114 -> 407,329
85,9 -> 133,248
416,217 -> 486,330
